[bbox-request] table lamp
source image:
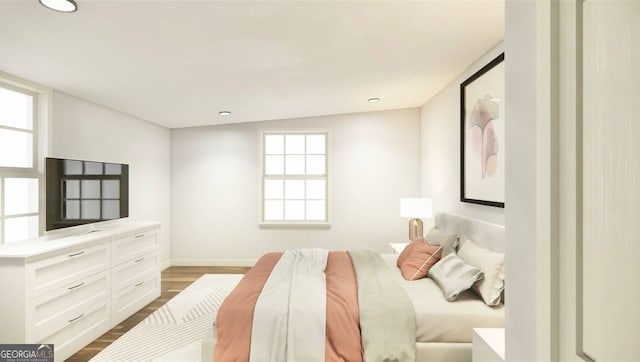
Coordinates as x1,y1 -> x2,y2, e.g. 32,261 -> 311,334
400,198 -> 432,241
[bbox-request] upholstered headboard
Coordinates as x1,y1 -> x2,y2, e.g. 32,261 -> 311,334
434,212 -> 505,253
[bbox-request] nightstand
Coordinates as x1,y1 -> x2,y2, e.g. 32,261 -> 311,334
472,328 -> 505,362
389,242 -> 410,254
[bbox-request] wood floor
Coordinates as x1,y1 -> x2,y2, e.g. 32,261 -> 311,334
67,266 -> 250,362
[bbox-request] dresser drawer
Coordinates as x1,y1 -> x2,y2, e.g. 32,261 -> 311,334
37,300 -> 111,362
27,241 -> 111,298
112,251 -> 159,292
112,231 -> 158,266
112,272 -> 160,326
28,270 -> 110,342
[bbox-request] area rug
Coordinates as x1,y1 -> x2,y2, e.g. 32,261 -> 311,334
90,274 -> 243,362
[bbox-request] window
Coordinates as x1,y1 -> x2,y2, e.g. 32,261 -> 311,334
261,131 -> 328,225
0,83 -> 40,243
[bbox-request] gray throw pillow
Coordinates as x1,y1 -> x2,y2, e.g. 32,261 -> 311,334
428,253 -> 484,302
425,228 -> 458,257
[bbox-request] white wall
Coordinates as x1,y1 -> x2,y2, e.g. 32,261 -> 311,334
50,91 -> 172,266
420,42 -> 505,226
171,108 -> 421,264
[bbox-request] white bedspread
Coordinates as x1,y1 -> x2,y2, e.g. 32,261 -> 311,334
249,249 -> 328,362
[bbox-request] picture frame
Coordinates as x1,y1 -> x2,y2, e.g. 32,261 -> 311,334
460,53 -> 505,208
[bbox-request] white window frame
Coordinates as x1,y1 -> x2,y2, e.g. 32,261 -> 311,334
0,80 -> 42,244
259,130 -> 330,228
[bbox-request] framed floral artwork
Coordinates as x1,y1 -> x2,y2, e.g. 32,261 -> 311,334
460,53 -> 505,208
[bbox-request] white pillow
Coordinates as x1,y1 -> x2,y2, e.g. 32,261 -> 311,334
457,238 -> 505,306
428,253 -> 484,302
425,227 -> 458,257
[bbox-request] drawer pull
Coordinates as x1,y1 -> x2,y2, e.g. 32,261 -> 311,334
68,251 -> 85,257
134,257 -> 144,263
68,313 -> 85,323
134,234 -> 145,239
68,282 -> 85,290
134,281 -> 144,287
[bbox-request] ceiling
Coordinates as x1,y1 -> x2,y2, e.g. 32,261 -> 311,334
0,1 -> 504,129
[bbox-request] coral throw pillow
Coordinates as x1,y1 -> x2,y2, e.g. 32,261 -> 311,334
396,242 -> 415,268
399,239 -> 443,281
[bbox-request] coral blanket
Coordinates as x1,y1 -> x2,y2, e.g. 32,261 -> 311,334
215,250 -> 361,361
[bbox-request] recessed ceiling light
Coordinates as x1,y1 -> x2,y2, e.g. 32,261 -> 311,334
368,98 -> 380,103
219,111 -> 232,116
39,0 -> 78,13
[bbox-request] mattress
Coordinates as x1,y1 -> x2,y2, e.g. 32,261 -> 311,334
381,254 -> 504,343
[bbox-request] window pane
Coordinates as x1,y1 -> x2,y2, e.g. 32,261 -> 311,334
64,200 -> 80,219
64,180 -> 80,199
4,178 -> 38,215
104,163 -> 122,175
306,155 -> 325,175
284,180 -> 304,199
0,87 -> 33,130
264,200 -> 284,220
306,135 -> 325,154
285,155 -> 305,175
265,155 -> 284,175
264,179 -> 283,199
84,161 -> 103,175
265,135 -> 284,155
102,180 -> 120,199
284,200 -> 304,220
102,200 -> 120,219
285,135 -> 305,154
306,180 -> 325,199
81,200 -> 100,219
64,160 -> 82,175
306,200 -> 326,221
4,216 -> 38,243
0,128 -> 32,168
81,180 -> 101,199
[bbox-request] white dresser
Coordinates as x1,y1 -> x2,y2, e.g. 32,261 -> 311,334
0,221 -> 160,361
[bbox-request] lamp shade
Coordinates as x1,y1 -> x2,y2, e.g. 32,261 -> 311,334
400,198 -> 432,219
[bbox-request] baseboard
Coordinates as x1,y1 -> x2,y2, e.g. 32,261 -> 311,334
160,259 -> 172,271
170,258 -> 257,267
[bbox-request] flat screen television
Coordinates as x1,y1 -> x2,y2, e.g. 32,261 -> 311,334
46,157 -> 129,231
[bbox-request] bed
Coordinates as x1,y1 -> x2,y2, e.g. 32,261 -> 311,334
201,212 -> 505,362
